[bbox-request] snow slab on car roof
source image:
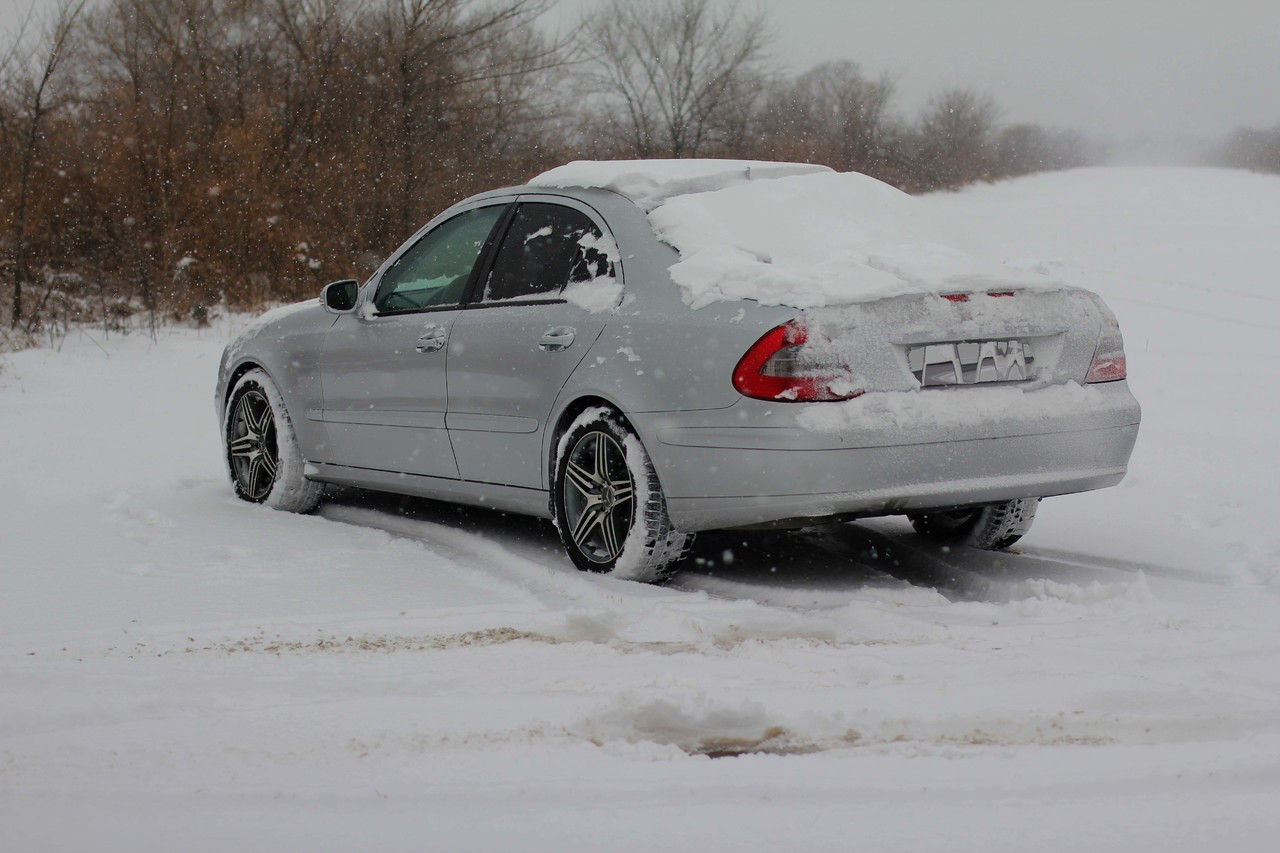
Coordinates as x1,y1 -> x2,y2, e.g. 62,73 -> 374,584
529,159 -> 831,211
529,160 -> 1057,309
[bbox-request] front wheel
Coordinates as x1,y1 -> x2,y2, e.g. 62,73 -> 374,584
908,498 -> 1040,550
224,369 -> 323,513
552,408 -> 692,583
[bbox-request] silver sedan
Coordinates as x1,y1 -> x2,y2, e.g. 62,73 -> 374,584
216,164 -> 1140,582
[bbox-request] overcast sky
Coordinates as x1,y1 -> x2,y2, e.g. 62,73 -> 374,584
557,0 -> 1280,149
5,0 -> 1279,149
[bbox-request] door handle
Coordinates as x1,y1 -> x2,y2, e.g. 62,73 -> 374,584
416,329 -> 447,353
539,327 -> 576,352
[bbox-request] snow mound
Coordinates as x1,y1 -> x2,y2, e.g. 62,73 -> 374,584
532,160 -> 1056,309
650,170 -> 1055,308
580,694 -> 793,757
528,158 -> 831,211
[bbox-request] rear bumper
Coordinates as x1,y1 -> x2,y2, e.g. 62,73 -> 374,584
634,381 -> 1141,532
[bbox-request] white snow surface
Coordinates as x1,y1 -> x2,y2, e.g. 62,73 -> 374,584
3,167 -> 1279,851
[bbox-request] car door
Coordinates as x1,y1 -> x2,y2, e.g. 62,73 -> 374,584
320,202 -> 511,478
446,198 -> 621,489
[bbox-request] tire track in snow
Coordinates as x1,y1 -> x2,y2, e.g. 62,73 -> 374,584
317,501 -> 641,615
1010,547 -> 1237,587
315,494 -> 956,647
319,487 -> 1182,613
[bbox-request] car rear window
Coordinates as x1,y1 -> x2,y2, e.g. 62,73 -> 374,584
482,203 -> 612,303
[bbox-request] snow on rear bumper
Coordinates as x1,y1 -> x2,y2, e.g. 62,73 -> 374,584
636,381 -> 1141,532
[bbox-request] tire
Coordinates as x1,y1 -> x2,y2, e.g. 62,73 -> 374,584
908,498 -> 1040,550
552,408 -> 692,583
224,369 -> 324,513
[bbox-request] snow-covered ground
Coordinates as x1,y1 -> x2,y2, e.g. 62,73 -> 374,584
2,167 -> 1278,851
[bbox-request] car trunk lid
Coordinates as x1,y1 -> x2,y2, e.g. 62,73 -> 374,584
797,286 -> 1104,395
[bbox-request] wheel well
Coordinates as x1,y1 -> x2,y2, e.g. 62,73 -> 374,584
224,361 -> 264,409
547,396 -> 631,485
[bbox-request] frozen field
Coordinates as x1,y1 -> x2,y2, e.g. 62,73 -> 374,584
2,167 -> 1278,851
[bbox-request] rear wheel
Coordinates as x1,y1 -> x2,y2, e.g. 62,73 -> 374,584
224,369 -> 323,513
552,409 -> 692,583
908,498 -> 1040,550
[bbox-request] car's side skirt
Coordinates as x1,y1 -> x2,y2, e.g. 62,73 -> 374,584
305,462 -> 552,519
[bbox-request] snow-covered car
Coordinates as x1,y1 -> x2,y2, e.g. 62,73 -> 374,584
216,160 -> 1140,582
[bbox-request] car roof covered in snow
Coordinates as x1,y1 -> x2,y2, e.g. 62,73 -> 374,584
531,159 -> 1058,308
528,159 -> 833,211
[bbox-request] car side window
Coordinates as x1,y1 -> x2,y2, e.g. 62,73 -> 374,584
374,205 -> 507,313
481,203 -> 613,304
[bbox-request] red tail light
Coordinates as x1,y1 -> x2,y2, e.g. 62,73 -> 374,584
1085,297 -> 1128,383
732,322 -> 863,402
1086,353 -> 1127,383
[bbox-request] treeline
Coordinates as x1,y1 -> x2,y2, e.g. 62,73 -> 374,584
1208,125 -> 1280,174
1,0 -> 1098,338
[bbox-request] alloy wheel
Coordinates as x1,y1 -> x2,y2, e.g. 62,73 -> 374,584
562,430 -> 636,564
228,388 -> 280,502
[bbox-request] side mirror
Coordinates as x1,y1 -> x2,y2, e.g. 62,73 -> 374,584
321,279 -> 359,313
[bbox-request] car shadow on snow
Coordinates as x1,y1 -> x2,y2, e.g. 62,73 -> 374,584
320,485 -> 567,563
319,485 -> 1168,607
679,523 -> 1115,604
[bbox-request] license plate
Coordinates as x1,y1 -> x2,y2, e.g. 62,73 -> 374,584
908,340 -> 1035,387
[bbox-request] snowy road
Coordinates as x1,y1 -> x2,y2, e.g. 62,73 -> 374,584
2,168 -> 1278,851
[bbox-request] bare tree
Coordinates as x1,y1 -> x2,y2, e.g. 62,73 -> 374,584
364,0 -> 562,238
1211,125 -> 1280,173
577,0 -> 772,158
4,0 -> 86,327
755,61 -> 896,174
0,2 -> 38,152
0,12 -> 27,156
916,87 -> 1001,189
